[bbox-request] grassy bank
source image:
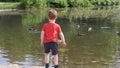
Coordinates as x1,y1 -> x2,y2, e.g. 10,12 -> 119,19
0,2 -> 20,9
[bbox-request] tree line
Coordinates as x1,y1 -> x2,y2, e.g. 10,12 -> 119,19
0,0 -> 19,2
0,0 -> 120,8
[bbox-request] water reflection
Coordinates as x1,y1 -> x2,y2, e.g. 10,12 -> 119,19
0,13 -> 43,66
0,7 -> 120,68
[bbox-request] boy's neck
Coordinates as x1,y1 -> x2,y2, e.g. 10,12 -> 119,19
49,20 -> 55,23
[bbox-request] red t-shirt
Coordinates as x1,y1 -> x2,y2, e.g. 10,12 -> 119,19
42,22 -> 61,43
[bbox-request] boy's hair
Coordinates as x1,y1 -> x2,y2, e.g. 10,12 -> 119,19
48,9 -> 57,20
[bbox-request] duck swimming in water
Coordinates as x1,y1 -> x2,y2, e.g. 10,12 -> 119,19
28,28 -> 35,31
88,27 -> 92,32
28,28 -> 40,33
77,32 -> 86,36
116,32 -> 120,36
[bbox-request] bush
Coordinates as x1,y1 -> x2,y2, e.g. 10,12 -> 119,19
33,0 -> 46,8
82,0 -> 93,7
68,0 -> 82,7
68,0 -> 93,7
0,0 -> 19,2
20,0 -> 46,9
47,0 -> 68,8
19,0 -> 120,9
90,0 -> 120,6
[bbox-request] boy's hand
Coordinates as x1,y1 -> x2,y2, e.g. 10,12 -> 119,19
41,42 -> 44,46
58,40 -> 66,46
62,41 -> 66,46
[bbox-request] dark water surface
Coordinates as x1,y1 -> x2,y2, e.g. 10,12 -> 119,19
0,8 -> 120,68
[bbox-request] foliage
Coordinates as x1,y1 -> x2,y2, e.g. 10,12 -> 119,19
20,0 -> 46,9
0,0 -> 120,8
47,0 -> 68,7
68,0 -> 82,7
0,2 -> 20,9
0,0 -> 19,2
82,0 -> 93,7
19,0 -> 120,8
90,0 -> 120,6
34,0 -> 46,8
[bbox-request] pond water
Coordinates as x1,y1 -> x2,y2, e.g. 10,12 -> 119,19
0,7 -> 120,68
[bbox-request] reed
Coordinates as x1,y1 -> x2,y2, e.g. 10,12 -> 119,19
58,7 -> 120,22
22,6 -> 120,27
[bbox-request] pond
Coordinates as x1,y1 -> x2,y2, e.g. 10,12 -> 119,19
0,7 -> 120,68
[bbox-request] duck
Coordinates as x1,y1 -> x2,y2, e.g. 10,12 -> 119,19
116,32 -> 120,36
28,28 -> 35,31
28,28 -> 41,33
88,27 -> 92,32
77,32 -> 85,36
76,24 -> 80,29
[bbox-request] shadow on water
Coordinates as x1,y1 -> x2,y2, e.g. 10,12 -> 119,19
0,7 -> 120,68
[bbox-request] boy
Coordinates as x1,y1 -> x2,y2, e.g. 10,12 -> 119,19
40,9 -> 66,68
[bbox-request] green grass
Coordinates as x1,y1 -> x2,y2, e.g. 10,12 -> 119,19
0,2 -> 20,9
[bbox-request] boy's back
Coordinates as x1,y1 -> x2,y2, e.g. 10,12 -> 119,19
42,22 -> 61,43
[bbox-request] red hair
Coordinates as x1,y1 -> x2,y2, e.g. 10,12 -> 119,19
48,9 -> 57,20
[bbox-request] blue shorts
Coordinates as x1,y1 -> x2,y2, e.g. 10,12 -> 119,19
44,42 -> 58,55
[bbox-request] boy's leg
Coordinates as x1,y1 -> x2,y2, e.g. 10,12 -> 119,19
53,54 -> 58,65
44,43 -> 51,68
53,54 -> 58,68
45,53 -> 49,63
45,53 -> 49,68
45,63 -> 49,68
51,42 -> 59,68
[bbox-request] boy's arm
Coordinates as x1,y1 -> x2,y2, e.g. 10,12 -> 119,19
59,32 -> 66,46
40,30 -> 44,46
